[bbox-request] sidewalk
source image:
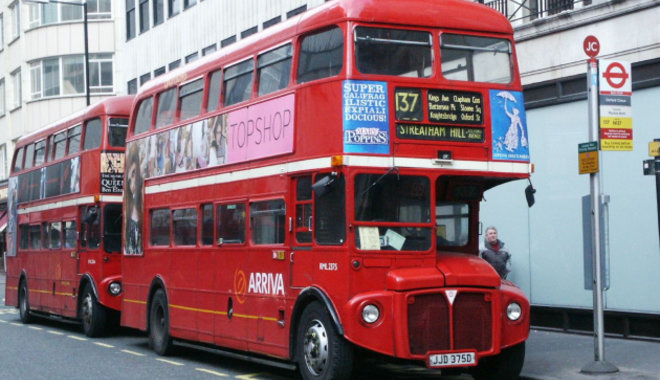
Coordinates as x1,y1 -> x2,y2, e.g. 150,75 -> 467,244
521,328 -> 660,380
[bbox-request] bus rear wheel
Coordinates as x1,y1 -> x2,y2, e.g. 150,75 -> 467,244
81,283 -> 107,337
471,341 -> 525,380
149,289 -> 173,355
295,301 -> 353,380
18,280 -> 32,324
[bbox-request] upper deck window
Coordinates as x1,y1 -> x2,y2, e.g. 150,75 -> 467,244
258,43 -> 292,96
224,59 -> 253,106
297,26 -> 343,83
13,147 -> 24,172
83,118 -> 103,150
135,97 -> 154,135
156,88 -> 177,128
355,27 -> 432,78
52,131 -> 67,160
179,78 -> 204,121
67,125 -> 82,155
24,144 -> 35,169
206,70 -> 222,112
440,34 -> 512,84
108,118 -> 129,147
34,140 -> 46,167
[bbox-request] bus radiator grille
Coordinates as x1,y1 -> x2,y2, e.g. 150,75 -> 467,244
407,292 -> 492,356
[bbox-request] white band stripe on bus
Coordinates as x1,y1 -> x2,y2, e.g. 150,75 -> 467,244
18,195 -> 123,214
146,155 -> 531,195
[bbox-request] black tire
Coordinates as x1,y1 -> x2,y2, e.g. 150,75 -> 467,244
80,283 -> 107,337
472,341 -> 526,380
18,280 -> 32,324
149,289 -> 173,355
295,301 -> 353,380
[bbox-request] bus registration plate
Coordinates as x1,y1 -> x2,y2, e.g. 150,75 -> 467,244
427,351 -> 476,368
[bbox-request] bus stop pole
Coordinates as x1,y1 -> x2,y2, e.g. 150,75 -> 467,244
581,59 -> 618,374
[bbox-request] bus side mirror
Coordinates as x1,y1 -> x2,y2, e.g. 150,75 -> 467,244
312,175 -> 335,197
525,184 -> 536,208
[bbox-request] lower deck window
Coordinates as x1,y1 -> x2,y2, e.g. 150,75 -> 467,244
150,208 -> 171,246
250,200 -> 285,245
173,208 -> 197,246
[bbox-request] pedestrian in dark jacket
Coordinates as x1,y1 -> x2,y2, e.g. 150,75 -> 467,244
480,226 -> 510,279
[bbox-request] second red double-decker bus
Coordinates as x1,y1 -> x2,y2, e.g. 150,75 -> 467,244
5,96 -> 132,337
121,0 -> 532,379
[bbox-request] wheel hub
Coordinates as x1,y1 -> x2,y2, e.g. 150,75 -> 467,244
303,319 -> 329,376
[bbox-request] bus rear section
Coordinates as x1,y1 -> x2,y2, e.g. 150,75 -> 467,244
4,96 -> 132,337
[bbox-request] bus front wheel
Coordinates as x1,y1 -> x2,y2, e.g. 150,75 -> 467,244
81,283 -> 107,337
295,301 -> 353,380
18,280 -> 32,324
149,289 -> 173,355
471,341 -> 526,380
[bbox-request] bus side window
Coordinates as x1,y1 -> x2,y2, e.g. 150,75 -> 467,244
201,204 -> 214,245
34,140 -> 46,167
67,125 -> 82,155
29,224 -> 42,250
216,203 -> 246,245
179,78 -> 204,121
49,221 -> 62,249
258,43 -> 292,96
250,199 -> 285,245
135,97 -> 154,135
64,221 -> 77,249
108,118 -> 129,147
13,147 -> 24,172
156,88 -> 177,128
173,208 -> 197,246
83,118 -> 103,150
297,26 -> 344,84
19,224 -> 29,250
81,206 -> 100,249
52,131 -> 67,160
314,173 -> 346,245
206,70 -> 222,112
223,59 -> 253,106
24,143 -> 35,169
150,208 -> 171,246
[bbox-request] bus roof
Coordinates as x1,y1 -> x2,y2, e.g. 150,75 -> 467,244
136,0 -> 512,98
16,95 -> 134,149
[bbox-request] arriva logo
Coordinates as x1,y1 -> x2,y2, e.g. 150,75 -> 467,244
248,272 -> 285,296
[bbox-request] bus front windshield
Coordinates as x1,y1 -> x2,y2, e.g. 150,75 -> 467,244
354,173 -> 431,251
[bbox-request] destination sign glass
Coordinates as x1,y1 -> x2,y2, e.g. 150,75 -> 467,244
428,90 -> 483,125
396,124 -> 484,143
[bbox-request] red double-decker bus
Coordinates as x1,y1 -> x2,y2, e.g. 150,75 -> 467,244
5,96 -> 132,337
121,0 -> 532,378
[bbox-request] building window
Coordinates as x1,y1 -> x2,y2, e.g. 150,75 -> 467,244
61,3 -> 83,22
0,13 -> 4,50
0,79 -> 5,116
241,26 -> 257,39
263,16 -> 281,29
202,44 -> 216,56
221,35 -> 236,48
29,56 -> 90,99
139,72 -> 151,86
0,144 -> 6,180
168,0 -> 181,18
126,0 -> 136,40
183,0 -> 196,10
287,5 -> 306,19
139,0 -> 149,33
89,53 -> 114,93
87,0 -> 111,20
9,1 -> 20,41
153,0 -> 164,26
154,66 -> 166,77
185,52 -> 198,63
168,59 -> 181,70
11,68 -> 21,110
28,2 -> 85,28
127,78 -> 138,94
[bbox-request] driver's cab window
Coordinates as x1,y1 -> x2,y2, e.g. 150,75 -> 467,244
435,202 -> 469,247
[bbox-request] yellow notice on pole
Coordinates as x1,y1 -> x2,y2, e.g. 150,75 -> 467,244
579,142 -> 599,174
650,141 -> 660,157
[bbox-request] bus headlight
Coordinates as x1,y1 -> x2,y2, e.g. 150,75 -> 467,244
362,304 -> 380,324
108,282 -> 122,296
507,302 -> 522,321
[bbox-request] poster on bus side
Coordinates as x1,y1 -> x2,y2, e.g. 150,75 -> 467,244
490,90 -> 530,162
343,80 -> 390,154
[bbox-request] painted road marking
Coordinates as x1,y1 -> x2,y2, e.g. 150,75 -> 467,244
47,330 -> 64,336
94,342 -> 115,348
156,358 -> 184,366
121,349 -> 146,357
10,323 -> 22,327
28,326 -> 43,331
195,368 -> 230,377
68,335 -> 88,341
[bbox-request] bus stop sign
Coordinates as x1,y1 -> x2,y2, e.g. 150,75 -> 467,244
583,35 -> 600,58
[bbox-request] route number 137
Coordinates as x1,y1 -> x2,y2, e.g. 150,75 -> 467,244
395,88 -> 422,121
